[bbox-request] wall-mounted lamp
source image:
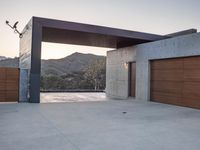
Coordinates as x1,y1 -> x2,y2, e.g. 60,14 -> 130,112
124,62 -> 129,69
5,20 -> 24,38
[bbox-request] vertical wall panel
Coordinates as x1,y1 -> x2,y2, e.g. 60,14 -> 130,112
0,68 -> 19,102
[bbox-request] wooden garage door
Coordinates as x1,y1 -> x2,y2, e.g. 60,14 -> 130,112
0,68 -> 19,102
151,57 -> 200,109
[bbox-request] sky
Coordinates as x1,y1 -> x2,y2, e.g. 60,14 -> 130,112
0,0 -> 199,59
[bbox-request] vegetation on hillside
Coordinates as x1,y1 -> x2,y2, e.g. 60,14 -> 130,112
0,53 -> 106,91
40,58 -> 106,90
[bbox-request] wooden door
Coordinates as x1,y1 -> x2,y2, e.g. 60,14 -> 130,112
151,57 -> 200,109
129,62 -> 136,97
0,68 -> 19,102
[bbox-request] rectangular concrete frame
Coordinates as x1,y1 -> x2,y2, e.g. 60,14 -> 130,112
106,32 -> 200,101
19,17 -> 165,103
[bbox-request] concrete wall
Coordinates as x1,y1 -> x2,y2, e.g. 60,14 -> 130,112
106,47 -> 136,99
28,18 -> 42,103
19,19 -> 33,102
19,20 -> 33,69
19,69 -> 28,102
19,17 -> 42,103
106,32 -> 200,101
136,32 -> 200,101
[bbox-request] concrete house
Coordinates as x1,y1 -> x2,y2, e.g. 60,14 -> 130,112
106,30 -> 200,109
19,17 -> 200,109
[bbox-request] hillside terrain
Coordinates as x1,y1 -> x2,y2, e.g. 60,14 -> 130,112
0,53 -> 106,90
0,56 -> 8,61
0,52 -> 105,75
41,52 -> 105,76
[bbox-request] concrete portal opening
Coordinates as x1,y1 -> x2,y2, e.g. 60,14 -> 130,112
40,42 -> 109,103
19,17 -> 165,103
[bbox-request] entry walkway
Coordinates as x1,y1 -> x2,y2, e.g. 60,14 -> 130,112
1,100 -> 200,150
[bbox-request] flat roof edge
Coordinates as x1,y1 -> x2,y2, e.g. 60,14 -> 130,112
165,29 -> 197,37
32,16 -> 166,41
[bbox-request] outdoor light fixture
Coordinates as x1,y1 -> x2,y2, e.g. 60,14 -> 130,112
5,20 -> 23,38
124,62 -> 129,69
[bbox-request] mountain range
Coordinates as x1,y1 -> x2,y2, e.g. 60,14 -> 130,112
0,52 -> 106,76
0,56 -> 9,61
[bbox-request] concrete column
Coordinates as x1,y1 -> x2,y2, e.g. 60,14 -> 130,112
135,60 -> 150,101
19,69 -> 29,102
19,18 -> 33,102
19,17 -> 42,103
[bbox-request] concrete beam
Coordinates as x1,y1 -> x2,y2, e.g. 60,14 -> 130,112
165,29 -> 197,37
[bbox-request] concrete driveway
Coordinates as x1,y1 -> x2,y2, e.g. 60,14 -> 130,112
0,100 -> 200,150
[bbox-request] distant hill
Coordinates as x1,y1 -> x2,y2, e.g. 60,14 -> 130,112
41,52 -> 105,76
0,57 -> 19,68
0,56 -> 9,61
0,53 -> 106,75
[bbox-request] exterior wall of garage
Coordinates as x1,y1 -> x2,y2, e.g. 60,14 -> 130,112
106,47 -> 136,99
106,32 -> 200,100
136,32 -> 200,101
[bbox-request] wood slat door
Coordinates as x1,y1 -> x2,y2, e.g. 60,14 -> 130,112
0,68 -> 19,102
151,57 -> 200,109
182,57 -> 200,108
0,68 -> 6,101
129,62 -> 136,97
